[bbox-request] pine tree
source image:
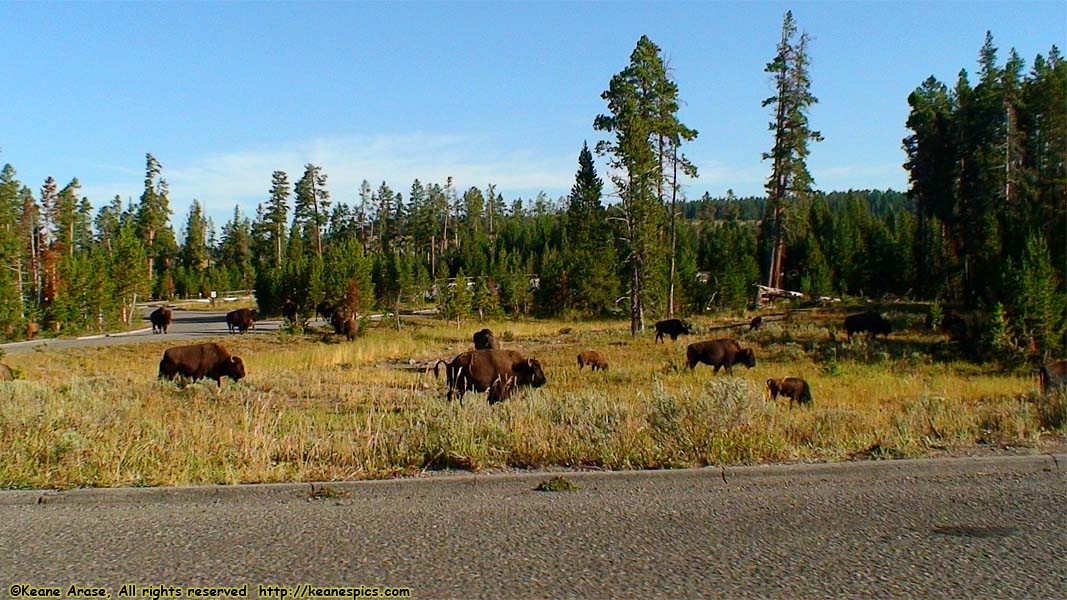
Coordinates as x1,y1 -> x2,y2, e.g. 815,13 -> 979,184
181,200 -> 210,272
595,35 -> 692,334
763,11 -> 822,289
135,153 -> 178,286
0,165 -> 24,330
293,164 -> 330,259
218,206 -> 254,290
564,142 -> 619,315
109,222 -> 150,324
266,170 -> 290,268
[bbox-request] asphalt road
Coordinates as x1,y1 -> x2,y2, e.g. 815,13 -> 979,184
1,455 -> 1064,599
0,307 -> 285,355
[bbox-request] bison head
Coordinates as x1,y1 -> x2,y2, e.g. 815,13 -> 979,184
225,356 -> 247,381
514,358 -> 547,388
737,348 -> 757,369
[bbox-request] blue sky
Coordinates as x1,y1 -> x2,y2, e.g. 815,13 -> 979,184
1,1 -> 1064,226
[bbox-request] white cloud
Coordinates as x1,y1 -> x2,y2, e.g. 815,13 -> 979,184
82,132 -> 579,223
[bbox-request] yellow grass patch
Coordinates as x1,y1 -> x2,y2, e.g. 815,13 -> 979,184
0,312 -> 1057,489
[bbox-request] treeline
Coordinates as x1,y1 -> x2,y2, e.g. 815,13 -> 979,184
904,34 -> 1065,354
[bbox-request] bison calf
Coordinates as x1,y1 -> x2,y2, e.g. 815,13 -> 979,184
655,318 -> 692,343
686,339 -> 756,374
159,342 -> 246,387
342,317 -> 358,341
0,363 -> 13,381
577,350 -> 608,372
768,377 -> 812,407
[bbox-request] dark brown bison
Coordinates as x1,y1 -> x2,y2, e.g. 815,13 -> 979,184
435,349 -> 547,404
316,301 -> 334,322
158,343 -> 246,386
282,300 -> 298,324
0,363 -> 13,381
226,308 -> 257,334
686,339 -> 756,374
749,316 -> 764,331
655,318 -> 692,343
330,308 -> 350,334
767,377 -> 812,407
473,328 -> 500,350
1039,360 -> 1067,396
149,306 -> 172,334
577,350 -> 608,372
844,312 -> 891,342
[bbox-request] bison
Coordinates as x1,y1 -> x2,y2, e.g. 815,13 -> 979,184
655,318 -> 692,343
1039,360 -> 1067,396
341,317 -> 358,341
577,350 -> 608,372
149,306 -> 172,334
473,328 -> 500,350
158,342 -> 246,386
749,316 -> 764,331
686,339 -> 756,374
282,300 -> 298,324
0,363 -> 13,381
435,349 -> 546,404
844,311 -> 891,342
226,308 -> 257,334
316,301 -> 334,322
767,377 -> 812,407
330,308 -> 350,334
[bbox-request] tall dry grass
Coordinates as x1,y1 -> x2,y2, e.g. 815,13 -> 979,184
0,311 -> 1059,489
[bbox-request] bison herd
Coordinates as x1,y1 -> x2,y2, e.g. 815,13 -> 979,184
129,304 -> 1067,406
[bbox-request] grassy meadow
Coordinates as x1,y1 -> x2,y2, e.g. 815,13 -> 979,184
0,305 -> 1063,490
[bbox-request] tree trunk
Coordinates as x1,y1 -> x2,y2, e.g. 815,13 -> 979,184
668,146 -> 678,318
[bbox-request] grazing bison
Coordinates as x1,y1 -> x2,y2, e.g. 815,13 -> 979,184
749,316 -> 764,331
1039,360 -> 1067,396
158,342 -> 246,386
316,301 -> 334,322
686,339 -> 756,374
655,318 -> 692,343
473,328 -> 500,350
226,308 -> 257,334
577,350 -> 608,372
436,349 -> 547,404
282,300 -> 298,324
149,306 -> 172,334
767,377 -> 812,407
0,363 -> 13,381
844,311 -> 891,342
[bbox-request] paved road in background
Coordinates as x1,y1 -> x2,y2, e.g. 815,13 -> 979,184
0,307 -> 285,355
1,455 -> 1063,598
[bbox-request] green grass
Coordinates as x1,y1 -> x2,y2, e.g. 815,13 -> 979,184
0,308 -> 1059,490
